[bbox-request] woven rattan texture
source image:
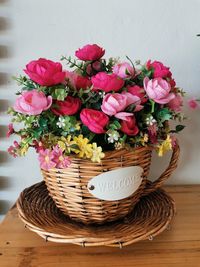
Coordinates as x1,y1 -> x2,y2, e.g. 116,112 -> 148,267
17,181 -> 175,247
42,145 -> 179,224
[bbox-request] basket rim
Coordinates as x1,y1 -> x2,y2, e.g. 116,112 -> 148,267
41,145 -> 153,173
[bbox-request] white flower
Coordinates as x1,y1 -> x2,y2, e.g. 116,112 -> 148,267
107,131 -> 120,143
146,115 -> 156,126
56,117 -> 66,128
98,91 -> 105,98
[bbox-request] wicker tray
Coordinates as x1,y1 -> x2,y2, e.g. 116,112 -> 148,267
17,181 -> 175,248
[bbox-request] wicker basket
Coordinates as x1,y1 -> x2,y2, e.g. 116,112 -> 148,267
42,143 -> 180,225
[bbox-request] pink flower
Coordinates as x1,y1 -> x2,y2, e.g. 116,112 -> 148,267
167,94 -> 183,112
65,71 -> 92,90
80,108 -> 109,134
52,145 -> 71,169
101,93 -> 127,116
101,92 -> 142,120
8,145 -> 17,157
6,123 -> 14,138
143,77 -> 175,104
75,44 -> 105,61
24,58 -> 65,86
146,60 -> 172,78
127,85 -> 147,104
51,96 -> 81,116
38,149 -> 56,170
112,62 -> 135,79
187,97 -> 200,110
13,90 -> 52,115
120,116 -> 139,136
91,72 -> 124,92
121,92 -> 143,111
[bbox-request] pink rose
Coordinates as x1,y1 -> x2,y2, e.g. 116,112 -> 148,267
91,72 -> 124,92
128,85 -> 147,104
143,77 -> 175,104
167,94 -> 183,112
24,58 -> 65,86
146,60 -> 172,78
120,116 -> 139,136
80,108 -> 109,134
51,96 -> 81,116
112,62 -> 135,78
13,90 -> 52,115
75,44 -> 105,61
187,97 -> 200,110
65,71 -> 92,90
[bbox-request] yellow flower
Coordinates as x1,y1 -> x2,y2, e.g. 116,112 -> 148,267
73,135 -> 92,158
75,122 -> 81,131
157,135 -> 172,157
91,143 -> 105,163
140,134 -> 149,146
57,135 -> 76,153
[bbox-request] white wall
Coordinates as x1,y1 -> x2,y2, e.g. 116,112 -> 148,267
0,0 -> 200,217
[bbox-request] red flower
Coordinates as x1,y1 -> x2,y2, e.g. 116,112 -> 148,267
24,58 -> 65,86
146,60 -> 172,79
52,96 -> 81,116
65,71 -> 92,90
120,116 -> 139,136
91,72 -> 124,92
80,108 -> 109,134
75,44 -> 105,61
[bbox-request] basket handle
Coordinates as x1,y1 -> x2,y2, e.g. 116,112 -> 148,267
142,141 -> 180,197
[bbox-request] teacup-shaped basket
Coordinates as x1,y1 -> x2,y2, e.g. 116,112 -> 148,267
42,143 -> 180,225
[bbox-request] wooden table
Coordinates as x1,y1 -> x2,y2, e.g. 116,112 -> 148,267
0,185 -> 200,267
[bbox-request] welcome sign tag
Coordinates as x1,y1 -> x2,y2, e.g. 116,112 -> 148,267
87,166 -> 143,201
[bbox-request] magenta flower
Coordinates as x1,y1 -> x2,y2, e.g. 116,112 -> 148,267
187,97 -> 200,110
38,149 -> 56,170
6,123 -> 14,138
75,44 -> 105,61
52,145 -> 71,169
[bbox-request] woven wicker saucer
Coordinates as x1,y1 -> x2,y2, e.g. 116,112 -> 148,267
17,181 -> 175,248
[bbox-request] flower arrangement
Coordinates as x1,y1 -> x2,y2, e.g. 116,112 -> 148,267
7,44 -> 186,170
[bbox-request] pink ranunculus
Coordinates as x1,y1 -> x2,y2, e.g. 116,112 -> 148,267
120,116 -> 139,136
167,94 -> 183,112
143,77 -> 175,104
91,72 -> 124,92
112,62 -> 135,79
80,108 -> 109,134
101,93 -> 128,116
101,92 -> 142,120
51,96 -> 81,116
65,71 -> 92,90
146,60 -> 172,78
187,97 -> 200,110
128,85 -> 147,104
24,58 -> 65,86
75,44 -> 105,61
13,90 -> 52,115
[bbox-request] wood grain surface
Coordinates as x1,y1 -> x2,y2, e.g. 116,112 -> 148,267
0,185 -> 200,267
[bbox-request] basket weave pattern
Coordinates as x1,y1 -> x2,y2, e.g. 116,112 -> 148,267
42,144 -> 180,225
42,147 -> 152,224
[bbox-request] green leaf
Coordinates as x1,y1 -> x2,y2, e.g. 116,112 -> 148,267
176,124 -> 185,132
51,88 -> 67,100
156,108 -> 172,122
